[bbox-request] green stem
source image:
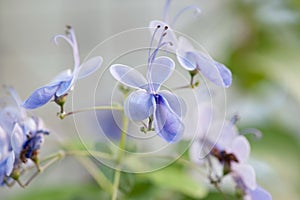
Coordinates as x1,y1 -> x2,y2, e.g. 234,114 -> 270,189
76,156 -> 113,195
60,105 -> 123,119
111,106 -> 129,200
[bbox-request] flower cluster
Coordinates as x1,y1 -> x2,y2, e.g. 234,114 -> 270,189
190,104 -> 271,200
0,86 -> 48,186
0,0 -> 272,199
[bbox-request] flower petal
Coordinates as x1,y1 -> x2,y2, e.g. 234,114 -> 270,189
22,84 -> 59,109
176,37 -> 197,71
110,64 -> 147,89
0,126 -> 8,157
149,20 -> 178,51
232,164 -> 256,190
77,56 -> 103,79
152,95 -> 184,142
55,79 -> 73,97
214,61 -> 232,87
48,69 -> 73,85
124,90 -> 153,121
249,186 -> 272,200
177,37 -> 232,87
150,56 -> 175,91
177,51 -> 198,71
230,136 -> 250,163
158,90 -> 186,117
11,123 -> 25,153
5,152 -> 15,176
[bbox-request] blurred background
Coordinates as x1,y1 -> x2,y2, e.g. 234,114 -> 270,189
0,0 -> 300,199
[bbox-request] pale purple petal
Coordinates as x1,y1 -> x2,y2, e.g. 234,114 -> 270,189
124,90 -> 153,121
195,53 -> 226,86
5,152 -> 15,176
22,84 -> 59,109
230,136 -> 250,163
55,79 -> 73,97
110,64 -> 147,89
77,56 -> 103,80
208,121 -> 238,150
158,90 -> 186,117
189,140 -> 205,165
249,186 -> 272,200
48,69 -> 73,85
232,164 -> 256,190
152,95 -> 184,142
150,56 -> 175,91
11,123 -> 25,153
214,61 -> 232,87
0,126 -> 8,157
177,51 -> 198,71
176,37 -> 197,71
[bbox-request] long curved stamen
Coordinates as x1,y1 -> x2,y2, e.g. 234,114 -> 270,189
240,128 -> 262,140
148,26 -> 168,66
171,5 -> 201,27
147,26 -> 170,93
148,25 -> 161,61
52,35 -> 74,48
149,41 -> 173,65
163,0 -> 172,22
66,25 -> 80,68
52,26 -> 81,69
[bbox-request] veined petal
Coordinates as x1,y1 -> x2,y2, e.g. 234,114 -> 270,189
149,20 -> 178,51
230,136 -> 250,163
22,84 -> 59,109
55,79 -> 73,97
124,90 -> 153,121
232,164 -> 256,190
176,37 -> 197,71
249,186 -> 272,200
48,69 -> 73,86
177,51 -> 198,71
77,56 -> 103,80
189,140 -> 205,165
214,61 -> 232,87
0,126 -> 8,157
195,53 -> 224,85
158,90 -> 186,117
150,56 -> 175,91
153,95 -> 184,142
5,152 -> 15,176
11,123 -> 25,153
110,64 -> 147,89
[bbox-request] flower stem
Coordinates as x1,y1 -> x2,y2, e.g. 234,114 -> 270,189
111,101 -> 129,200
59,105 -> 123,119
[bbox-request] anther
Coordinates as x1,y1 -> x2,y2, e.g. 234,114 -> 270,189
157,25 -> 161,29
164,26 -> 168,30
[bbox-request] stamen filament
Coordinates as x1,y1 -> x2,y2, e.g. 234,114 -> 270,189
163,0 -> 172,22
171,5 -> 201,27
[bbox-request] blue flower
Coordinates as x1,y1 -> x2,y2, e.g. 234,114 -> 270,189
0,87 -> 49,185
22,26 -> 103,110
0,126 -> 15,185
110,44 -> 185,142
149,1 -> 232,88
189,104 -> 271,200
